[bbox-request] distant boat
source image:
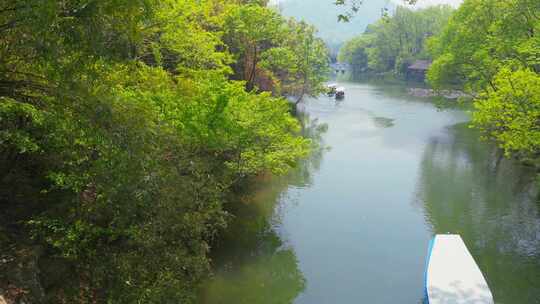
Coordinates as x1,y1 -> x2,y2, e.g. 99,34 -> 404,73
335,87 -> 345,99
425,235 -> 494,304
327,83 -> 337,96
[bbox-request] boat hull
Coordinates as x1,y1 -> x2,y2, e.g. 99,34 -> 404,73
425,235 -> 494,304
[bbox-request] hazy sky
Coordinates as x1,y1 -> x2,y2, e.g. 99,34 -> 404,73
270,0 -> 463,8
390,0 -> 462,8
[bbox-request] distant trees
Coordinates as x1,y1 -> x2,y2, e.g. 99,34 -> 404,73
0,0 -> 327,302
334,0 -> 419,22
427,0 -> 540,164
339,5 -> 454,78
338,35 -> 373,77
339,0 -> 540,167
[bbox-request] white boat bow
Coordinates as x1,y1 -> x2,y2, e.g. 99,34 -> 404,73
425,234 -> 494,304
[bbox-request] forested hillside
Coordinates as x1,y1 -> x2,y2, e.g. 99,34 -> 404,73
338,5 -> 453,77
0,1 -> 328,303
277,0 -> 396,49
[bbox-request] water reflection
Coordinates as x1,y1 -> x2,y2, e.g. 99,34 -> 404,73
293,113 -> 328,189
202,246 -> 305,304
200,115 -> 327,304
415,123 -> 540,303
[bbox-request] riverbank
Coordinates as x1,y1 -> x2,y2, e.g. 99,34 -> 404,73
336,74 -> 468,100
407,87 -> 470,100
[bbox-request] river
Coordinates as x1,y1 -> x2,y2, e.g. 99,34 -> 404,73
201,81 -> 540,304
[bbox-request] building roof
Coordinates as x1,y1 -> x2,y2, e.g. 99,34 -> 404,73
408,60 -> 431,70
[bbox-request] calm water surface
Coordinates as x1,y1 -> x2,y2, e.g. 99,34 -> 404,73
202,81 -> 540,304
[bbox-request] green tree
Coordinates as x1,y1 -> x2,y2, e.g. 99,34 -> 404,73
261,20 -> 330,103
427,0 -> 540,165
472,68 -> 540,162
0,0 -> 320,302
223,4 -> 285,91
339,5 -> 454,78
338,35 -> 373,76
427,0 -> 540,92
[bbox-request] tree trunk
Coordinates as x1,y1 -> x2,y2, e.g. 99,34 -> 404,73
246,45 -> 258,91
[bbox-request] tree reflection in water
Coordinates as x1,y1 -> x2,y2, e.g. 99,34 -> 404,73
414,122 -> 540,304
201,113 -> 328,304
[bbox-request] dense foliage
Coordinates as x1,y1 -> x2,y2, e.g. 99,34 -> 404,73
338,5 -> 453,78
224,5 -> 329,102
427,0 -> 540,165
0,0 -> 328,302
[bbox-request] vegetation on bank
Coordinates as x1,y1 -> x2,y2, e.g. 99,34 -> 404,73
427,0 -> 540,168
0,0 -> 328,302
341,0 -> 539,174
338,5 -> 453,78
